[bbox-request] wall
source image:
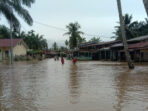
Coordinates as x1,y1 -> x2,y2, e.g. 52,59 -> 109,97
13,41 -> 27,56
0,47 -> 10,60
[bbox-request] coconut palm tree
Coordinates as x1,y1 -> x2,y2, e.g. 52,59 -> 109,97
143,0 -> 148,15
113,14 -> 139,40
0,25 -> 10,38
0,0 -> 35,29
65,22 -> 83,49
52,42 -> 58,51
89,37 -> 101,43
116,0 -> 134,69
65,40 -> 69,48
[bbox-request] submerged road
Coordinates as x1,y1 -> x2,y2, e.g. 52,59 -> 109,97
0,59 -> 148,111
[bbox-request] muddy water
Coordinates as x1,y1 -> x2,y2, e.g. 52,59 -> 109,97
0,59 -> 148,111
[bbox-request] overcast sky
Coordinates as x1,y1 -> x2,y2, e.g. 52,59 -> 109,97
0,0 -> 147,47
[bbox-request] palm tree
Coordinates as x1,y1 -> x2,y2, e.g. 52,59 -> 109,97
89,37 -> 101,43
0,0 -> 35,64
113,14 -> 148,40
52,42 -> 58,51
65,40 -> 69,48
116,0 -> 134,69
0,0 -> 35,29
0,25 -> 10,38
113,14 -> 139,40
20,30 -> 48,50
143,0 -> 148,15
65,22 -> 83,49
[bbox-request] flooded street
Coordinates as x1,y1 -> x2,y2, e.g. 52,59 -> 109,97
0,59 -> 148,111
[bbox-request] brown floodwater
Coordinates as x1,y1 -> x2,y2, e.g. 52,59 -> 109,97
0,59 -> 148,111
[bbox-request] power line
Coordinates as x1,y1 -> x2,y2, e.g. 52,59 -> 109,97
34,21 -> 67,31
34,20 -> 111,38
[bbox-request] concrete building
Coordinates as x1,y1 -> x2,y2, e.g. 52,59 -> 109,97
0,39 -> 28,61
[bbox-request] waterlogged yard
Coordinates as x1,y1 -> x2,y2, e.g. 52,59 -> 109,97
0,59 -> 148,111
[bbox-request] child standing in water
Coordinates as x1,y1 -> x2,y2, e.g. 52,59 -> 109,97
61,57 -> 64,64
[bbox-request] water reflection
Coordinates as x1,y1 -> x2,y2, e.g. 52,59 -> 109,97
0,73 -> 3,110
114,70 -> 130,111
0,64 -> 39,111
69,64 -> 81,104
0,60 -> 148,111
114,66 -> 148,111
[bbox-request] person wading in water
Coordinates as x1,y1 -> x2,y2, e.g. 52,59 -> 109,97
61,57 -> 64,65
72,57 -> 78,64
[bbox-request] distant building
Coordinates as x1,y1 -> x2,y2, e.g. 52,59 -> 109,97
143,0 -> 148,15
0,39 -> 28,61
75,35 -> 148,62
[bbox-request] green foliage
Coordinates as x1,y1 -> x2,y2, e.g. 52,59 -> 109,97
59,46 -> 67,52
78,36 -> 86,44
0,0 -> 35,30
113,14 -> 148,40
0,25 -> 20,38
52,42 -> 58,51
89,37 -> 101,43
14,55 -> 28,61
0,25 -> 10,38
65,22 -> 84,49
65,40 -> 69,48
0,25 -> 48,50
27,49 -> 42,54
19,30 -> 48,50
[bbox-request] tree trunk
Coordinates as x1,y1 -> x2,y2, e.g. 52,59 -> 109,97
10,17 -> 13,64
116,0 -> 134,69
143,0 -> 148,15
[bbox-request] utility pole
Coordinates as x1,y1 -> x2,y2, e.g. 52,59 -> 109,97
10,16 -> 13,64
116,0 -> 134,69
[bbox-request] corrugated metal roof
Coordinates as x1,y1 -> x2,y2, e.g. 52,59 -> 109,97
0,39 -> 22,47
110,43 -> 123,48
128,35 -> 148,42
129,41 -> 148,49
79,40 -> 120,47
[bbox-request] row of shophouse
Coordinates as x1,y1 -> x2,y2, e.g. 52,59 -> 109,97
73,35 -> 148,62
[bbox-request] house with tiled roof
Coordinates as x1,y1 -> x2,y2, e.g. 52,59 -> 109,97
0,39 -> 28,61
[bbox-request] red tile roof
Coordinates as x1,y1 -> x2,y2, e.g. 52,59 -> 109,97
0,39 -> 22,48
129,41 -> 148,49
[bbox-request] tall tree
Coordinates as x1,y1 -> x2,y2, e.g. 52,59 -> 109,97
19,30 -> 48,50
116,0 -> 134,69
0,25 -> 10,38
52,42 -> 58,51
0,0 -> 35,30
89,37 -> 101,43
65,40 -> 69,48
143,0 -> 148,15
113,14 -> 148,40
113,14 -> 138,40
77,36 -> 86,44
65,22 -> 83,49
0,25 -> 21,38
